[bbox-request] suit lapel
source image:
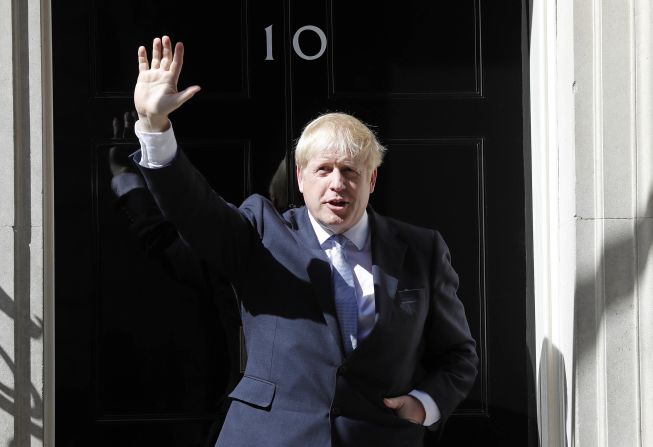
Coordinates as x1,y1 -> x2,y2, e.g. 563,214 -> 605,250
296,207 -> 345,357
369,208 -> 406,323
344,208 -> 407,363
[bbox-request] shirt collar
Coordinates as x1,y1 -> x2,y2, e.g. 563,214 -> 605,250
307,210 -> 369,250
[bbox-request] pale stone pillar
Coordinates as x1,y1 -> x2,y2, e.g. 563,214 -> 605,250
572,0 -> 650,446
531,0 -> 652,445
0,0 -> 53,446
634,1 -> 653,446
0,0 -> 18,440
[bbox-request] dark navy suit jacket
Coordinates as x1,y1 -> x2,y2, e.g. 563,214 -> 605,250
135,149 -> 478,447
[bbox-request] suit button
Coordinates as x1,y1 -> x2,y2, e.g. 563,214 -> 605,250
330,407 -> 341,417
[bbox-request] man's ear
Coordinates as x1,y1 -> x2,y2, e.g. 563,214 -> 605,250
296,165 -> 304,193
369,168 -> 378,193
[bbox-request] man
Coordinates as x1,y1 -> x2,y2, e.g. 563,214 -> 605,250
131,35 -> 478,447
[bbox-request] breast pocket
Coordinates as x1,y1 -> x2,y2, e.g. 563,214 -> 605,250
228,375 -> 277,410
396,288 -> 424,315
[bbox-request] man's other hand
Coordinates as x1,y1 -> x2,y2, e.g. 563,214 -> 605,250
134,35 -> 200,132
383,395 -> 426,425
108,111 -> 138,177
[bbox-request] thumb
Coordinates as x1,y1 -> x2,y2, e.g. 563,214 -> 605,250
383,397 -> 403,410
174,85 -> 201,107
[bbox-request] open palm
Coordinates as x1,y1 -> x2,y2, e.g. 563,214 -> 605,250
134,36 -> 200,132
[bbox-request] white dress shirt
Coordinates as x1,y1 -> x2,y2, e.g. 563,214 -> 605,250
134,120 -> 441,426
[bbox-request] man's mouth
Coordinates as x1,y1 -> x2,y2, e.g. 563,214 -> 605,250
326,198 -> 349,208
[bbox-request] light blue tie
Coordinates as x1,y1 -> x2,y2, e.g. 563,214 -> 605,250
330,234 -> 358,355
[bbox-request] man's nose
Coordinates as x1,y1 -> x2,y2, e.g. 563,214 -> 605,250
329,169 -> 345,191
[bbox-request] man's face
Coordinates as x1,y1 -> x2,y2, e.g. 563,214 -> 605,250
297,151 -> 377,234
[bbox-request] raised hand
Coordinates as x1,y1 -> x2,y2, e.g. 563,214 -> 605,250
134,36 -> 200,132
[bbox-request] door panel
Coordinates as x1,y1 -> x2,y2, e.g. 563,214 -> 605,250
329,0 -> 481,97
53,1 -> 532,445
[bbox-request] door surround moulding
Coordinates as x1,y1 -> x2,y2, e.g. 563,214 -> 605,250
528,0 -> 575,445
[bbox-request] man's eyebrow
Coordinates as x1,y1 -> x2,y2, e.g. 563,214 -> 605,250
340,162 -> 359,169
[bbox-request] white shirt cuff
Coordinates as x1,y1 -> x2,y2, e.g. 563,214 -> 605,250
409,389 -> 441,426
134,119 -> 178,168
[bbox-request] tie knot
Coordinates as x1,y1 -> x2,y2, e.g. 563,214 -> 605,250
330,234 -> 349,248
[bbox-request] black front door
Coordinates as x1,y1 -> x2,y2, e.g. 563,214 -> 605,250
53,1 -> 533,446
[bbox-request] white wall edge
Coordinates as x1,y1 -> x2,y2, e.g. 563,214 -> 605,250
529,0 -> 575,445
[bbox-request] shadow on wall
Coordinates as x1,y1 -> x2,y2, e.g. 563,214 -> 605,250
534,191 -> 651,447
0,286 -> 44,445
572,192 -> 653,445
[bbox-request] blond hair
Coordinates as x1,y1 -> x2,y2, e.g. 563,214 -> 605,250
294,113 -> 386,170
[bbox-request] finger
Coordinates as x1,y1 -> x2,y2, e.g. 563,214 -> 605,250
122,111 -> 132,138
151,37 -> 162,69
383,398 -> 403,409
161,35 -> 172,70
170,42 -> 185,79
137,46 -> 149,72
172,85 -> 201,108
112,117 -> 121,139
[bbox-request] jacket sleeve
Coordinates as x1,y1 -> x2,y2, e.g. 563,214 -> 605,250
112,167 -> 244,407
417,230 -> 479,426
132,148 -> 260,281
113,184 -> 214,292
